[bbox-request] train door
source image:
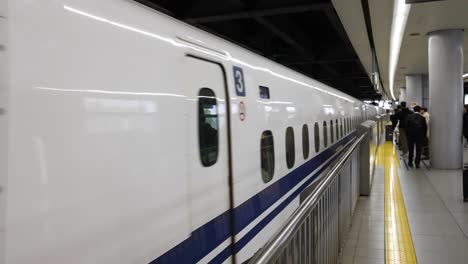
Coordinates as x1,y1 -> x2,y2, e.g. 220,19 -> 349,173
185,56 -> 234,263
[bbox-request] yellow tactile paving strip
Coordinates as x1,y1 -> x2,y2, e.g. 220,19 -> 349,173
382,142 -> 417,264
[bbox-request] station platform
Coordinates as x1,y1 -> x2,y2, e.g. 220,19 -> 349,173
340,143 -> 468,264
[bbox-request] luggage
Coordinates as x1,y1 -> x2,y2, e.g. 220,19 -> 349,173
385,125 -> 394,141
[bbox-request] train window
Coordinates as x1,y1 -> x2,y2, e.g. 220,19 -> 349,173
335,119 -> 339,140
285,127 -> 295,169
345,118 -> 348,133
302,124 -> 310,160
314,122 -> 320,153
260,130 -> 275,183
259,86 -> 270,99
323,121 -> 328,148
198,88 -> 218,167
340,118 -> 344,138
330,120 -> 334,144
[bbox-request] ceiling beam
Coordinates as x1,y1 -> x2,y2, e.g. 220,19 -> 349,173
185,3 -> 332,24
283,58 -> 359,66
322,8 -> 354,55
317,76 -> 368,81
254,17 -> 309,55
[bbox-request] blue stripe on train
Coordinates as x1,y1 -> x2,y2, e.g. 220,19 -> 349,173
151,133 -> 356,264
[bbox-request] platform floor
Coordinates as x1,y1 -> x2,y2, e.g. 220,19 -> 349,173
340,143 -> 468,264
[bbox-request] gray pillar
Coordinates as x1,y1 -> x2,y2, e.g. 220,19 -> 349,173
428,29 -> 464,169
399,88 -> 406,103
406,74 -> 423,108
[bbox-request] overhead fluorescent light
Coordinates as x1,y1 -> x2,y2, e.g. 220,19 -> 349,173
389,0 -> 411,100
406,0 -> 444,3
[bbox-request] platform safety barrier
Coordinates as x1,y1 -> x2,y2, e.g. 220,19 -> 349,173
249,133 -> 367,264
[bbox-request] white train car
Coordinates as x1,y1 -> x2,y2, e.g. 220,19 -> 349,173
0,1 -> 384,263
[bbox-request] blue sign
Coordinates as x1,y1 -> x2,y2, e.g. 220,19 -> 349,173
233,66 -> 246,96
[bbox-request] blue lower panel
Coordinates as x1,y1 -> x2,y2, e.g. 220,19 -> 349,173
151,133 -> 356,264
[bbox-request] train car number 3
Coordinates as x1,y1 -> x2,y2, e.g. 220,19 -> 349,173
233,66 -> 246,96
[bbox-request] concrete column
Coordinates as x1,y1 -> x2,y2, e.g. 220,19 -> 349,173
399,88 -> 406,102
428,29 -> 464,169
406,74 -> 423,108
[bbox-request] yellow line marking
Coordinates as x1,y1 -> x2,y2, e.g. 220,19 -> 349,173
382,142 -> 417,263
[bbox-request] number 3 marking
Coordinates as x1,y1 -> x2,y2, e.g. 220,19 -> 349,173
233,66 -> 246,96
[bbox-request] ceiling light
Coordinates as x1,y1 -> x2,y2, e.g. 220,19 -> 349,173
405,0 -> 444,3
389,0 -> 411,100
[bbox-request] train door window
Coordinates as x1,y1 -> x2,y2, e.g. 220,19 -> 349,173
330,120 -> 334,144
314,122 -> 320,153
302,124 -> 309,160
323,121 -> 328,148
261,130 -> 275,183
198,88 -> 218,167
285,127 -> 295,169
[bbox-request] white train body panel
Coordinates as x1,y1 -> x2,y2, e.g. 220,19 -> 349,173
0,1 -> 384,263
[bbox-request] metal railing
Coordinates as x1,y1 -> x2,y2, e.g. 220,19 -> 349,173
249,133 -> 367,264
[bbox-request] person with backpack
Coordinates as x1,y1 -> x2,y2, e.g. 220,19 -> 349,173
406,105 -> 427,168
395,101 -> 412,154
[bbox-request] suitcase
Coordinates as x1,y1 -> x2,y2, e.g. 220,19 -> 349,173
385,125 -> 394,141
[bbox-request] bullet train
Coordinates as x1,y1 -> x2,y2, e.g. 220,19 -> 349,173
0,1 -> 385,263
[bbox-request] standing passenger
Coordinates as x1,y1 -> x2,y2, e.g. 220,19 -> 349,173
420,107 -> 430,159
391,106 -> 401,130
406,106 -> 427,168
396,101 -> 412,154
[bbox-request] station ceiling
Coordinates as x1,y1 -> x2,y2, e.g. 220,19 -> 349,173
137,0 -> 382,100
333,0 -> 468,100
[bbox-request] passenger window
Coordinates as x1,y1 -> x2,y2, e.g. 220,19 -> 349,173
335,119 -> 339,140
330,120 -> 334,144
198,88 -> 218,167
340,118 -> 344,138
302,124 -> 309,160
345,118 -> 348,133
285,127 -> 295,169
314,122 -> 320,153
260,131 -> 275,183
323,121 -> 328,148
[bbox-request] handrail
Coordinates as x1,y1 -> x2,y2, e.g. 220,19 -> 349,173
249,132 -> 367,264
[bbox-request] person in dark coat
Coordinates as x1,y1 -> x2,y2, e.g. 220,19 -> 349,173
406,105 -> 427,168
391,105 -> 401,130
395,102 -> 412,154
464,105 -> 468,148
